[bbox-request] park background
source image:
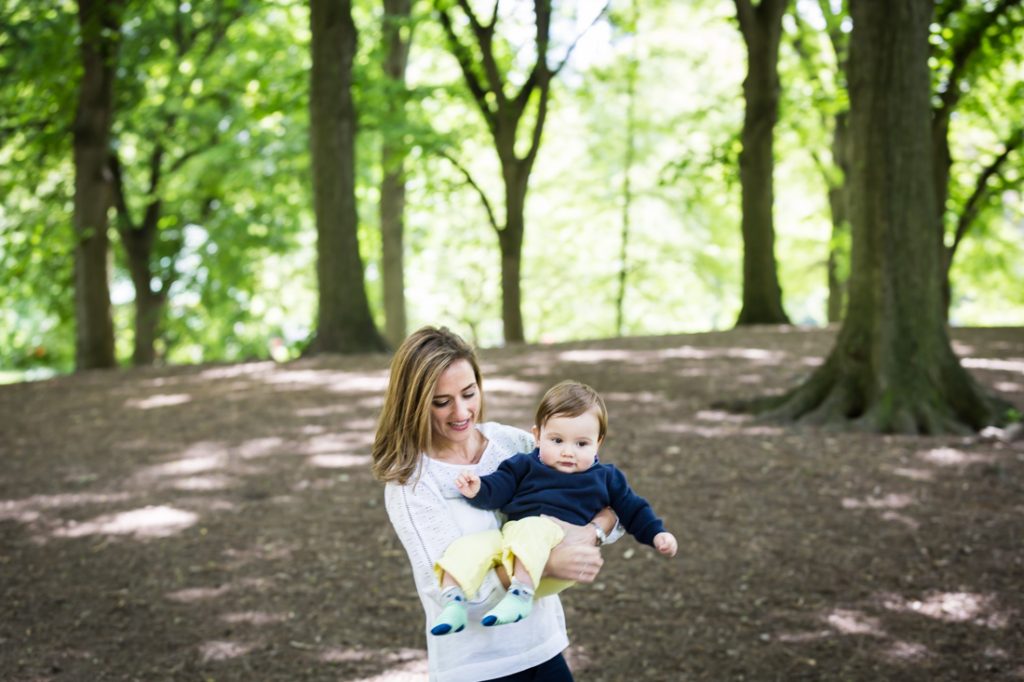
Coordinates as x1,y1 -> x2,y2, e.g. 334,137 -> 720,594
2,0 -> 1023,680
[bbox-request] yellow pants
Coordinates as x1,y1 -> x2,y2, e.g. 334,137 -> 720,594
435,516 -> 576,599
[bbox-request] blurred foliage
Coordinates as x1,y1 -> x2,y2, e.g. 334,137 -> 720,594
1,0 -> 1022,379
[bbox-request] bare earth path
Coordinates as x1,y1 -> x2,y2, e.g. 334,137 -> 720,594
1,326 -> 1022,682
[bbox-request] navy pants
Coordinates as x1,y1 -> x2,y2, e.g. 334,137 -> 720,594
484,653 -> 574,681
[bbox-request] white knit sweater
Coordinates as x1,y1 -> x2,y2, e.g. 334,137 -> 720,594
385,422 -> 570,682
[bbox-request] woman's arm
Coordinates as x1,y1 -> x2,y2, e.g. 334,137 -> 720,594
541,517 -> 605,583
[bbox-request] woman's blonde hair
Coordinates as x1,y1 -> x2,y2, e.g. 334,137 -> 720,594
535,380 -> 608,442
371,326 -> 484,484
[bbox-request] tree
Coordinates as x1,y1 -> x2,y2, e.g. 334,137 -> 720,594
759,0 -> 1006,433
308,0 -> 387,354
107,1 -> 248,366
930,0 -> 1024,313
380,0 -> 413,347
72,0 -> 124,370
790,0 -> 851,323
433,0 -> 605,343
733,0 -> 790,326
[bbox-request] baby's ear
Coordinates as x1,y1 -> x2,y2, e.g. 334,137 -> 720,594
531,425 -> 540,443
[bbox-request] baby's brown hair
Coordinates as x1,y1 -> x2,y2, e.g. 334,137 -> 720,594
535,380 -> 608,441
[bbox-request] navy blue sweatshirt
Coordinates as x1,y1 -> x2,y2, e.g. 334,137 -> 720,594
467,449 -> 666,546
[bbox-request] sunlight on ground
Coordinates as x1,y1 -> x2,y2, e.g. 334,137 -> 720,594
827,608 -> 885,636
200,639 -> 261,662
318,647 -> 427,681
199,362 -> 275,379
841,493 -> 915,510
220,611 -> 290,625
308,454 -> 372,469
890,467 -> 935,482
882,640 -> 932,663
482,377 -> 542,396
125,393 -> 192,409
882,591 -> 1010,628
169,474 -> 236,491
52,505 -> 197,539
603,390 -> 664,404
0,492 -> 133,524
166,577 -> 272,603
918,447 -> 996,467
657,421 -> 784,438
295,404 -> 356,418
259,369 -> 389,394
960,357 -> 1024,372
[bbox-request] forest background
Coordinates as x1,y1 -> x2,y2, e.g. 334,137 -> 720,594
1,0 -> 1023,381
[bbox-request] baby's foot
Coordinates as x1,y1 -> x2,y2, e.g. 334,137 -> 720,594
481,584 -> 533,626
431,589 -> 468,636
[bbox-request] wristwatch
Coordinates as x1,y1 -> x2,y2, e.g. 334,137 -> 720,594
590,522 -> 608,546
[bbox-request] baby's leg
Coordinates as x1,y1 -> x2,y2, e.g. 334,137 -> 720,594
431,571 -> 469,636
481,517 -> 563,628
430,530 -> 503,636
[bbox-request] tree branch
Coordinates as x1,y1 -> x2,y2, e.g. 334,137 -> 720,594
438,149 -> 501,234
937,0 -> 1023,118
435,4 -> 495,129
950,126 -> 1023,257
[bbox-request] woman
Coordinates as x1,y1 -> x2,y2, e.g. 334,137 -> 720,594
372,326 -> 618,682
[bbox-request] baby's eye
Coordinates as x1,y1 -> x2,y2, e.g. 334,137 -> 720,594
551,437 -> 563,444
576,441 -> 589,448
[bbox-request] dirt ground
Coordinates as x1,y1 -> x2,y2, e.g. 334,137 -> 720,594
1,326 -> 1022,682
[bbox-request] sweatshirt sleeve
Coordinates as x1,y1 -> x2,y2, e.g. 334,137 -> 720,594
605,465 -> 665,546
467,455 -> 524,511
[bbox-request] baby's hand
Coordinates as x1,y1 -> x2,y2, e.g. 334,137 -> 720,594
654,532 -> 678,557
454,472 -> 481,498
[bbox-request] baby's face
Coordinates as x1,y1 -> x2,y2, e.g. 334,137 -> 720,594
532,410 -> 602,473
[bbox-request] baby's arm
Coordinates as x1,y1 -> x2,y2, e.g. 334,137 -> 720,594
653,531 -> 678,557
454,471 -> 481,498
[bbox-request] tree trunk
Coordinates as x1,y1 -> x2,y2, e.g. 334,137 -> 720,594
380,0 -> 412,348
72,0 -> 122,370
308,0 -> 386,354
734,0 -> 790,326
499,165 -> 528,344
121,203 -> 164,367
761,0 -> 1005,433
826,111 -> 850,323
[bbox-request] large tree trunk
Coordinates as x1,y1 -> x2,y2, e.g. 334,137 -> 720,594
380,0 -> 412,347
308,0 -> 386,354
72,0 -> 122,370
734,0 -> 790,326
761,0 -> 1005,433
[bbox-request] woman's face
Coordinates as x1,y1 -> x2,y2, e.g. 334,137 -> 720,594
430,359 -> 481,448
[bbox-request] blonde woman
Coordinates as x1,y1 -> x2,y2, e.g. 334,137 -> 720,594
372,326 -> 619,682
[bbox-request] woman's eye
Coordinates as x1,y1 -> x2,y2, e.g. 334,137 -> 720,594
462,391 -> 476,399
433,400 -> 448,408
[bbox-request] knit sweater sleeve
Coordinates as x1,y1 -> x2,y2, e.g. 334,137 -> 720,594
606,465 -> 665,546
384,475 -> 464,609
468,455 -> 525,511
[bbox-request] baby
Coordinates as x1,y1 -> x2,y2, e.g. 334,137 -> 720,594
431,380 -> 677,635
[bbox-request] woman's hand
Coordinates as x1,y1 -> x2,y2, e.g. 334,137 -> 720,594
454,472 -> 481,498
654,531 -> 678,557
542,516 -> 604,583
